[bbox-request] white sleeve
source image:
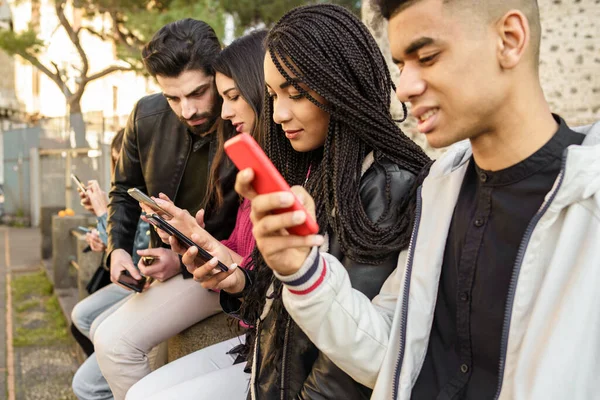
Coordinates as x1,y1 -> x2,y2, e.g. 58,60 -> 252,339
274,247 -> 406,388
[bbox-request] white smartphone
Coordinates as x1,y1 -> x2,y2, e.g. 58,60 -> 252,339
71,173 -> 87,193
127,188 -> 173,218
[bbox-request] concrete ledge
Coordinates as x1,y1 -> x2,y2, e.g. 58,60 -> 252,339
167,313 -> 240,363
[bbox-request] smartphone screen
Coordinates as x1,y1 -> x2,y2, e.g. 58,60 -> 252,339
117,270 -> 146,293
127,188 -> 173,218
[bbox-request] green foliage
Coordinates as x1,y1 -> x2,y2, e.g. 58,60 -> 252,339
0,28 -> 45,57
222,0 -> 361,35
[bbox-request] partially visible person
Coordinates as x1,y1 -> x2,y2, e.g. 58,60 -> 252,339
127,29 -> 268,400
243,0 -> 600,399
71,129 -> 151,400
92,18 -> 240,400
128,6 -> 429,399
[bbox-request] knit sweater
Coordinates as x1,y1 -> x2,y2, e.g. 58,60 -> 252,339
220,199 -> 254,267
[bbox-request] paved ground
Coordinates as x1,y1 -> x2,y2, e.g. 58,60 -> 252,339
0,227 -> 79,400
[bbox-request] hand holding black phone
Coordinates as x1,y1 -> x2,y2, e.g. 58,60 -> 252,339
146,213 -> 229,272
118,270 -> 146,293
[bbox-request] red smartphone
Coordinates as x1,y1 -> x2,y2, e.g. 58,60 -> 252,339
224,133 -> 319,236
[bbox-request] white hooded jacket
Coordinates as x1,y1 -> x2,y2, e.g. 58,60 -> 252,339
276,121 -> 600,399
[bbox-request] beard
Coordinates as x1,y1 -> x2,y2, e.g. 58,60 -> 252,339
180,111 -> 217,136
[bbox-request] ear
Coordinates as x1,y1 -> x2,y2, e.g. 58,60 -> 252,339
495,10 -> 530,70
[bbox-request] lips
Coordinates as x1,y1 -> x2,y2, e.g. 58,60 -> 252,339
188,117 -> 208,126
412,107 -> 440,134
233,123 -> 245,133
284,129 -> 303,140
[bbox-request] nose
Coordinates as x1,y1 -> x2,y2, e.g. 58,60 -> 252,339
221,100 -> 234,121
272,98 -> 292,125
395,65 -> 426,103
180,98 -> 198,120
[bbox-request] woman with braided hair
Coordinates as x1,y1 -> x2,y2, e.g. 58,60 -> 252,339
128,4 -> 429,399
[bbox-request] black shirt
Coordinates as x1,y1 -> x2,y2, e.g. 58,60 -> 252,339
411,116 -> 584,400
175,131 -> 212,217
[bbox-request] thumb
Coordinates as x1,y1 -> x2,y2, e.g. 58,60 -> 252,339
195,209 -> 205,228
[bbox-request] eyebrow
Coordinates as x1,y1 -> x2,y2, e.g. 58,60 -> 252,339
392,37 -> 436,63
222,87 -> 237,96
163,83 -> 210,99
280,77 -> 303,89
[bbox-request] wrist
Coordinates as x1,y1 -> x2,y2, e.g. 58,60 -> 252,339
225,268 -> 249,297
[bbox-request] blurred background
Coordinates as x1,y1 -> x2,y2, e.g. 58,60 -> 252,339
0,0 -> 597,226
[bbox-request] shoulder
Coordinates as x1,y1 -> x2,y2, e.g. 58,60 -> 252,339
133,93 -> 175,121
359,157 -> 417,226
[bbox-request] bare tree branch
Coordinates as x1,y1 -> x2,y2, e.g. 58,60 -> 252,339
85,65 -> 133,82
18,51 -> 70,96
108,11 -> 144,54
80,26 -> 108,41
54,0 -> 89,76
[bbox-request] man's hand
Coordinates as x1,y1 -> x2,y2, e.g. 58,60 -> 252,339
136,247 -> 181,282
110,248 -> 142,290
235,168 -> 324,276
85,229 -> 106,253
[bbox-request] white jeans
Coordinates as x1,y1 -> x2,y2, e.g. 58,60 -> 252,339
93,274 -> 222,400
126,335 -> 249,400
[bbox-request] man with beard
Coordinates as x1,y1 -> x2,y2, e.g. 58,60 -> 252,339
71,19 -> 239,400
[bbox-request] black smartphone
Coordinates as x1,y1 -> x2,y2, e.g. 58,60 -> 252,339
117,270 -> 146,293
127,188 -> 173,218
146,214 -> 229,272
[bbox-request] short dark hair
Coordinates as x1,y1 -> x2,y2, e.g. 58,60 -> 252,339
142,18 -> 221,78
376,0 -> 541,63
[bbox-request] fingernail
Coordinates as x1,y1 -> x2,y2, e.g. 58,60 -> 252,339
210,258 -> 218,265
314,235 -> 325,246
242,169 -> 252,178
292,211 -> 306,223
230,263 -> 238,271
280,192 -> 294,205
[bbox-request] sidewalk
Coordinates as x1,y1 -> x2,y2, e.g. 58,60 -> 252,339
1,227 -> 79,400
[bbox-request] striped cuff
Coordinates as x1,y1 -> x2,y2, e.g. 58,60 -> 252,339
274,247 -> 327,295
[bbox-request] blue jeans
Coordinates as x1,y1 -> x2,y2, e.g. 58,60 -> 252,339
71,284 -> 132,400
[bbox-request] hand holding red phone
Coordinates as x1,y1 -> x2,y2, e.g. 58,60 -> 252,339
235,168 -> 324,276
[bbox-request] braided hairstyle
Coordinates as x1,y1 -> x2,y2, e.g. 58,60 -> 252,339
241,3 -> 430,364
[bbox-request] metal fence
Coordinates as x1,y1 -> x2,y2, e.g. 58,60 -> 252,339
1,112 -> 127,225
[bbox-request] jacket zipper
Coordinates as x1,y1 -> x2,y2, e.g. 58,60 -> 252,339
171,134 -> 192,202
493,153 -> 568,399
392,186 -> 423,400
280,315 -> 292,400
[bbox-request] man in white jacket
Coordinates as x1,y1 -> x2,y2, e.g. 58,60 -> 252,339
235,0 -> 600,399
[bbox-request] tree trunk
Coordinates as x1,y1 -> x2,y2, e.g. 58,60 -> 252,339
68,99 -> 88,148
361,1 -> 442,158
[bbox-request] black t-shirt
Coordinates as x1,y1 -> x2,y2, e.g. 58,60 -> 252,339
412,115 -> 585,399
175,132 -> 212,217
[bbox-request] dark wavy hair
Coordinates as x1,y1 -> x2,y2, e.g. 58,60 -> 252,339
204,30 -> 267,209
240,4 -> 430,364
142,18 -> 221,78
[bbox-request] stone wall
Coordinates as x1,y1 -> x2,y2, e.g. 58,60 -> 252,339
362,0 -> 600,158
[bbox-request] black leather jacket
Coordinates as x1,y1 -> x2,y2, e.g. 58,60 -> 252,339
224,156 -> 416,399
106,94 -> 239,272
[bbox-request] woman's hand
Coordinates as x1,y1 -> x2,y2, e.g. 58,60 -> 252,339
181,233 -> 246,293
235,168 -> 324,276
85,229 -> 106,252
85,180 -> 108,217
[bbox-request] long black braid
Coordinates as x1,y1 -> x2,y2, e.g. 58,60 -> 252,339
241,4 -> 430,366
